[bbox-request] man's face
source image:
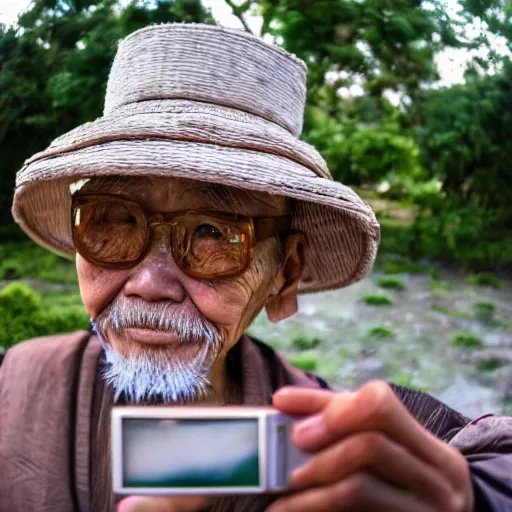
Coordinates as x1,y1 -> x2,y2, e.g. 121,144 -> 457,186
75,177 -> 301,403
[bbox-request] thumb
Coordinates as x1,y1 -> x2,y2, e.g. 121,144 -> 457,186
118,496 -> 212,512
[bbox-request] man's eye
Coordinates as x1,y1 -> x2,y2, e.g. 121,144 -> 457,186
194,223 -> 223,238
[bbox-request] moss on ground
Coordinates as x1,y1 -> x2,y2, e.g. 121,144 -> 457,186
363,293 -> 393,306
377,276 -> 406,290
450,332 -> 483,349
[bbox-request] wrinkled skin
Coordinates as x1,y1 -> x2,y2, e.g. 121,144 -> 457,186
75,176 -> 473,512
76,176 -> 304,401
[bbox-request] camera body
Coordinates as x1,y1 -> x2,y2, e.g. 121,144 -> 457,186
112,406 -> 309,495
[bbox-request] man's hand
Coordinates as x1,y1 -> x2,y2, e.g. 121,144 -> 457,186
269,382 -> 474,512
117,496 -> 211,512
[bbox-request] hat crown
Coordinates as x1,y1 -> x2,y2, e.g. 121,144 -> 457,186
104,24 -> 307,136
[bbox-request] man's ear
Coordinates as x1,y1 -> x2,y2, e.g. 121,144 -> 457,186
265,233 -> 306,323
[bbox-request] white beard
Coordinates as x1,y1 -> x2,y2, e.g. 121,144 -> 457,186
91,303 -> 222,404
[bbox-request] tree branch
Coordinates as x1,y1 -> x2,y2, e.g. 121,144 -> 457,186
224,0 -> 254,34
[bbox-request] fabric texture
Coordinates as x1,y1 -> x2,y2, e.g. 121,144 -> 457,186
11,23 -> 380,293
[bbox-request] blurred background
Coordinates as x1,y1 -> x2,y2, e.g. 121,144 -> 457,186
0,0 -> 511,417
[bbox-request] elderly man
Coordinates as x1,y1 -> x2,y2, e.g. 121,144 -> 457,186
1,23 -> 511,512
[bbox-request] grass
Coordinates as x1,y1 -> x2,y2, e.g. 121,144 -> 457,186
375,254 -> 426,275
450,332 -> 484,349
363,293 -> 393,306
474,301 -> 496,312
368,326 -> 394,338
477,358 -> 504,373
473,301 -> 496,324
390,373 -> 427,392
466,272 -> 501,289
377,276 -> 406,290
289,353 -> 320,372
431,305 -> 472,319
291,334 -> 322,350
428,280 -> 454,292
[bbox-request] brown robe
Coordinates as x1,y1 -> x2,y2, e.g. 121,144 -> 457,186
1,331 -> 512,511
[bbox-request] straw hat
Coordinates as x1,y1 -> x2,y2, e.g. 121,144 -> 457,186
12,23 -> 380,293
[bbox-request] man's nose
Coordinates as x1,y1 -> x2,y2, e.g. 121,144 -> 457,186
123,225 -> 186,303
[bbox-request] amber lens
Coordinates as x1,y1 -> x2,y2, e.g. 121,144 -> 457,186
72,199 -> 148,265
172,215 -> 250,278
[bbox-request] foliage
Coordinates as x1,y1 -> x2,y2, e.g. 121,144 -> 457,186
467,272 -> 502,289
1,0 -> 512,272
291,334 -> 322,350
0,241 -> 77,283
390,373 -> 426,391
377,275 -> 406,290
450,332 -> 483,349
473,301 -> 496,323
0,0 -> 214,225
0,282 -> 89,350
376,254 -> 426,275
368,325 -> 394,338
363,293 -> 392,306
474,301 -> 496,312
477,358 -> 504,373
431,305 -> 472,319
405,62 -> 512,270
289,352 -> 320,372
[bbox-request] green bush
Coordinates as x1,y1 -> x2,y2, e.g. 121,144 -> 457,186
467,272 -> 501,289
368,326 -> 394,338
291,335 -> 322,350
289,353 -> 320,372
477,358 -> 504,373
377,276 -> 406,290
474,301 -> 496,312
363,293 -> 393,306
0,283 -> 89,351
450,332 -> 483,349
0,242 -> 77,283
410,201 -> 512,271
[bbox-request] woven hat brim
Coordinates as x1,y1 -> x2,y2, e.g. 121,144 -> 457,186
13,139 -> 380,293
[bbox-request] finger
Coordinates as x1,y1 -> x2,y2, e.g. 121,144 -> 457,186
117,495 -> 212,512
273,387 -> 336,416
293,381 -> 453,469
289,431 -> 457,509
266,472 -> 436,512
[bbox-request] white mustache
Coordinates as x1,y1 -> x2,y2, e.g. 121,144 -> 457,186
95,298 -> 221,346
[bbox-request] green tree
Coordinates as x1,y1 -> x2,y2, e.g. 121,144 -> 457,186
0,0 -> 214,226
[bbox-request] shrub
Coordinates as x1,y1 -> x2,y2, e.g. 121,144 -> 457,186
467,272 -> 501,289
289,353 -> 319,372
0,283 -> 89,350
474,301 -> 496,312
0,242 -> 77,284
377,276 -> 406,290
477,358 -> 504,373
428,267 -> 441,280
450,332 -> 483,349
291,335 -> 322,350
368,326 -> 394,338
363,293 -> 393,306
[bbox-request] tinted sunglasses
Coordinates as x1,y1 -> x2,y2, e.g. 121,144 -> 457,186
71,193 -> 290,279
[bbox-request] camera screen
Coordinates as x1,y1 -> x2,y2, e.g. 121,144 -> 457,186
122,418 -> 260,489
